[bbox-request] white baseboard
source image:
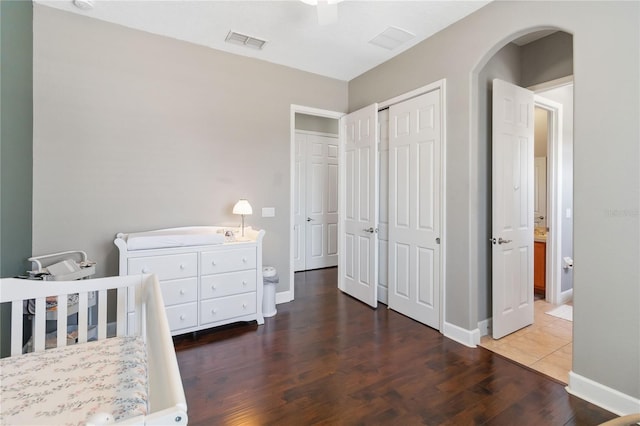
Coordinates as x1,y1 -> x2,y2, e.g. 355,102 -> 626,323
567,371 -> 640,416
275,291 -> 293,305
478,318 -> 492,338
377,285 -> 388,305
443,321 -> 479,348
559,288 -> 573,305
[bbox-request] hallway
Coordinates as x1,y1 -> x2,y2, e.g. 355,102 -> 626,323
480,299 -> 573,383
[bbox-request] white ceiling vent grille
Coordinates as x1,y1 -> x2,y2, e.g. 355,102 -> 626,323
369,26 -> 415,50
225,31 -> 267,50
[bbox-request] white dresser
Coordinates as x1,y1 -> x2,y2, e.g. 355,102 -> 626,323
114,226 -> 265,335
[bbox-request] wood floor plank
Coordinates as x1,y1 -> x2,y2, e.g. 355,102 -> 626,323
174,267 -> 616,425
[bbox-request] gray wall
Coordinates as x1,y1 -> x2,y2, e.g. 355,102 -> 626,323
1,0 -> 33,278
521,31 -> 573,88
295,113 -> 339,135
32,5 -> 348,296
0,0 -> 33,358
349,1 -> 639,400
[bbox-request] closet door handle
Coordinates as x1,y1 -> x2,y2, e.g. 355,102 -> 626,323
306,217 -> 314,222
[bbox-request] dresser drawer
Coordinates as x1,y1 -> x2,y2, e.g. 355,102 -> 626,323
201,247 -> 256,275
128,253 -> 197,281
165,302 -> 198,331
200,293 -> 257,325
160,277 -> 198,307
200,270 -> 256,299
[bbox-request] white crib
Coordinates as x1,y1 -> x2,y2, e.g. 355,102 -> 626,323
0,274 -> 188,425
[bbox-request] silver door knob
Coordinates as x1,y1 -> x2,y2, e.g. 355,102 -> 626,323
363,227 -> 375,233
498,237 -> 512,244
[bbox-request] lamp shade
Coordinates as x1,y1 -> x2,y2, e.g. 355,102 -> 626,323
233,199 -> 253,215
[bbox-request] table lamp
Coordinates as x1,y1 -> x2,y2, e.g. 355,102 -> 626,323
233,199 -> 253,237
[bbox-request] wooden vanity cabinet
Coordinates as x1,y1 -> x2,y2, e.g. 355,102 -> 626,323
534,241 -> 546,295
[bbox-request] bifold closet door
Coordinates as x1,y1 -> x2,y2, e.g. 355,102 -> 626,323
388,90 -> 441,330
339,104 -> 378,308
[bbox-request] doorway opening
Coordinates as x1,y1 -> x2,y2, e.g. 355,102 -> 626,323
289,105 -> 343,303
477,30 -> 574,383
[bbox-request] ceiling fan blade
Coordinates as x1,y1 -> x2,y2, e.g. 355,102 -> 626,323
316,1 -> 338,25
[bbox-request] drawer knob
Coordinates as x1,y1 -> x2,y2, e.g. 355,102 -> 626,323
179,264 -> 186,270
180,314 -> 186,320
211,260 -> 217,266
180,289 -> 185,295
211,309 -> 217,315
242,303 -> 247,309
242,280 -> 247,286
142,267 -> 150,273
211,285 -> 216,291
242,257 -> 247,263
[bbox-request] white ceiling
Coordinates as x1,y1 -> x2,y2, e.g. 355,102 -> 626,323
35,0 -> 491,81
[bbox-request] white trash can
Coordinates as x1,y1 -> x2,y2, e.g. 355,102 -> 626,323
262,266 -> 278,317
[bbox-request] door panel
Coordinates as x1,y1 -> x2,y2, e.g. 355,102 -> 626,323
339,104 -> 378,308
295,131 -> 339,271
388,90 -> 441,329
305,134 -> 339,270
492,79 -> 535,339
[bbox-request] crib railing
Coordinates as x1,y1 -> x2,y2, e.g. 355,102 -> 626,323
0,275 -> 145,356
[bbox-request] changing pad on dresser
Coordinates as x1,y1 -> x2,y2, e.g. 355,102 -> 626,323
119,226 -> 225,250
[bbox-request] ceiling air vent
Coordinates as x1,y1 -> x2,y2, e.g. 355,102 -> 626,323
225,31 -> 267,50
369,26 -> 415,50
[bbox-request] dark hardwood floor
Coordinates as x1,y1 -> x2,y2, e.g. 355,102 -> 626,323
174,267 -> 615,425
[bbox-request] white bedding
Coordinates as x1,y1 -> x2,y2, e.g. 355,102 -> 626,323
0,336 -> 148,426
123,226 -> 224,250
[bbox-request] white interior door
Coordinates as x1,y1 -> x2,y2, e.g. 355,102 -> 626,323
305,133 -> 339,270
339,104 -> 378,308
294,133 -> 306,271
388,90 -> 441,329
492,78 -> 535,339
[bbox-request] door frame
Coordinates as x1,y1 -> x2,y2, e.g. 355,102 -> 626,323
378,79 -> 447,331
530,75 -> 573,305
288,105 -> 344,304
533,94 -> 563,305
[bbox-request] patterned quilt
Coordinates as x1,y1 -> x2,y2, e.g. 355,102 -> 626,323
0,336 -> 148,425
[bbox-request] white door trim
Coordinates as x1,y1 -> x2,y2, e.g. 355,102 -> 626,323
378,79 -> 447,331
289,105 -> 344,304
533,95 -> 564,305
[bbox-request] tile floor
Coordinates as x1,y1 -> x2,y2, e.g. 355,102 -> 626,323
480,299 -> 573,384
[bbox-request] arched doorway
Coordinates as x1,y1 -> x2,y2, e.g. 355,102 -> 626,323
472,29 -> 575,383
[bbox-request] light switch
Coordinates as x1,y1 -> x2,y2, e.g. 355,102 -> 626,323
262,207 -> 275,217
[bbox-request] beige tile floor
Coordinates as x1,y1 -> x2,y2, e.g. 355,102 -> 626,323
480,299 -> 573,383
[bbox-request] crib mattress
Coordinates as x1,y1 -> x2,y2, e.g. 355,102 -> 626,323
0,336 -> 148,426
